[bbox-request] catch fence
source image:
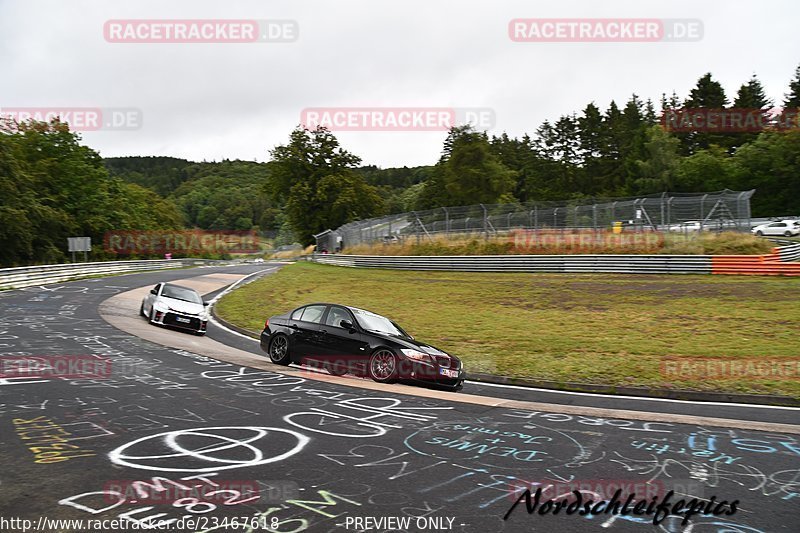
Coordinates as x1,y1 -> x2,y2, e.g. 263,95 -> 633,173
314,190 -> 755,251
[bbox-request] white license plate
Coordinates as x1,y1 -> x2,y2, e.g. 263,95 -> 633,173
175,317 -> 191,324
439,368 -> 458,378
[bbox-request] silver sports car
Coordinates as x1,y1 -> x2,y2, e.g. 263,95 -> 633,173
140,282 -> 209,335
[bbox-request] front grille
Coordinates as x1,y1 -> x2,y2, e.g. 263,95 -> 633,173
436,356 -> 452,369
164,312 -> 201,329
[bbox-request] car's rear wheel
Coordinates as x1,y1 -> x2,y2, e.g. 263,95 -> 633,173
785,231 -> 792,237
368,349 -> 398,383
756,230 -> 764,236
269,334 -> 291,365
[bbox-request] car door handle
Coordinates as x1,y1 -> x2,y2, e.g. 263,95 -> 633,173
320,330 -> 328,335
289,324 -> 299,330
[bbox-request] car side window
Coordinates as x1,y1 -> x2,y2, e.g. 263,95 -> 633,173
325,306 -> 351,328
299,305 -> 326,324
769,223 -> 785,227
291,308 -> 304,320
153,283 -> 161,294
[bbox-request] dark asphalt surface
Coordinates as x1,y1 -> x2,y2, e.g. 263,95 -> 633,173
0,263 -> 797,533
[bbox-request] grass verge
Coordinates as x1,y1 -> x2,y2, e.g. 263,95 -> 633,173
342,231 -> 775,256
216,262 -> 800,398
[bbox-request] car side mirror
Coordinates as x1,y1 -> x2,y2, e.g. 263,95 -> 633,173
203,302 -> 209,307
150,289 -> 158,295
340,320 -> 356,332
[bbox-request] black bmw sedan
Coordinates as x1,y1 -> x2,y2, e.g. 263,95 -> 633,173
259,303 -> 465,391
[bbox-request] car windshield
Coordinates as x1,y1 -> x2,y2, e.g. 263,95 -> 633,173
351,308 -> 410,338
161,285 -> 202,304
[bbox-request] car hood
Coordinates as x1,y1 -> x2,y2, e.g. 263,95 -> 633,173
370,332 -> 457,360
159,297 -> 204,315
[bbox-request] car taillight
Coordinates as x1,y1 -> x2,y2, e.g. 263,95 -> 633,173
264,318 -> 269,329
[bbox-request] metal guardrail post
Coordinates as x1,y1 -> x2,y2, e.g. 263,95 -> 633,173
481,204 -> 488,240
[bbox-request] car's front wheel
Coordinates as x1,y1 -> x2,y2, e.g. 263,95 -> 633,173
269,334 -> 291,365
785,231 -> 793,237
756,230 -> 764,236
368,349 -> 398,384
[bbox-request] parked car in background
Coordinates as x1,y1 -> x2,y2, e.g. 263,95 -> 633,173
260,303 -> 466,391
668,221 -> 703,232
141,283 -> 209,335
751,220 -> 800,237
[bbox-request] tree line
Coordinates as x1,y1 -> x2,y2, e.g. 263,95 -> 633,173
1,67 -> 798,264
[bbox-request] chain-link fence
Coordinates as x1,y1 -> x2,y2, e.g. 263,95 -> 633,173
314,190 -> 755,251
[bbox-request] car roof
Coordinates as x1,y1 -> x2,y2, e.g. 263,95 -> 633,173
161,283 -> 199,293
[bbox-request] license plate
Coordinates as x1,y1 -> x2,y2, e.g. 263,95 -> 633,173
175,317 -> 191,324
439,368 -> 458,378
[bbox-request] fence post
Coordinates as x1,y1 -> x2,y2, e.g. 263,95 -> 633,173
660,192 -> 666,231
737,191 -> 746,231
481,204 -> 488,240
700,194 -> 708,232
443,207 -> 449,237
592,204 -> 597,231
667,196 -> 673,230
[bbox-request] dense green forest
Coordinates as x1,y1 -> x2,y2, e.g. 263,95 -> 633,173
1,69 -> 799,265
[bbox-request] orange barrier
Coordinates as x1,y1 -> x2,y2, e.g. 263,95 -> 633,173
711,248 -> 800,276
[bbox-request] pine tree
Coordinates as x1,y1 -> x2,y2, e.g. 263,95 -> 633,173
780,65 -> 800,133
578,103 -> 604,194
732,74 -> 773,147
681,73 -> 731,154
783,64 -> 800,107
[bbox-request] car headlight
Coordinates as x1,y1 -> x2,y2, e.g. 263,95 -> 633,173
400,349 -> 431,363
153,302 -> 169,312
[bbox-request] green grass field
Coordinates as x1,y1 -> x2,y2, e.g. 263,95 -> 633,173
216,262 -> 800,398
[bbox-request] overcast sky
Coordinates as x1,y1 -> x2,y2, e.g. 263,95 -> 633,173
1,0 -> 798,167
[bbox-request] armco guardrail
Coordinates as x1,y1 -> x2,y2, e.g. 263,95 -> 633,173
312,242 -> 800,276
312,254 -> 712,274
0,259 -> 214,290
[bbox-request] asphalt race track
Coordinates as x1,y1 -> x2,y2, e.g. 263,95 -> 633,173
0,262 -> 798,533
